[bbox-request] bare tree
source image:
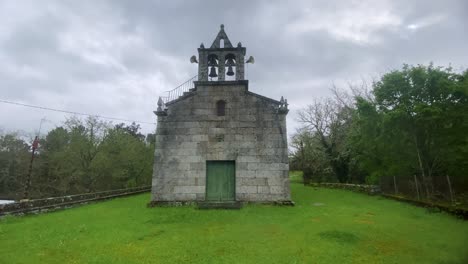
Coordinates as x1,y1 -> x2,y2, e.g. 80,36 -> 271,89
297,96 -> 352,183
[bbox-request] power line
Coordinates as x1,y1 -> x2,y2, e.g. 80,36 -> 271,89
0,99 -> 156,125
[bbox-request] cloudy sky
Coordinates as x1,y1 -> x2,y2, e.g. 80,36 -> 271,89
1,0 -> 467,139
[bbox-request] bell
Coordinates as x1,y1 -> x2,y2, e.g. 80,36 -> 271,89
209,66 -> 218,78
226,66 -> 234,76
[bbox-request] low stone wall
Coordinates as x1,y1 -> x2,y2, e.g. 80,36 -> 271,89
309,182 -> 467,220
309,182 -> 381,195
0,186 -> 151,216
382,194 -> 468,220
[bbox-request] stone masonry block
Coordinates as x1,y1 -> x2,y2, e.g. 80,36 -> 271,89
269,186 -> 284,194
237,156 -> 259,163
190,162 -> 204,170
257,186 -> 270,194
237,162 -> 248,170
237,186 -> 257,194
174,193 -> 197,200
257,170 -> 283,178
239,177 -> 268,186
267,177 -> 287,186
237,170 -> 256,178
174,186 -> 205,194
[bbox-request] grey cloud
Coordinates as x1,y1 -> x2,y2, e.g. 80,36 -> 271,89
0,0 -> 467,138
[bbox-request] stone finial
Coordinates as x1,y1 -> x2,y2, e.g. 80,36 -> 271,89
278,96 -> 289,114
237,42 -> 242,47
157,97 -> 164,112
200,43 -> 205,49
220,24 -> 224,29
155,97 -> 168,116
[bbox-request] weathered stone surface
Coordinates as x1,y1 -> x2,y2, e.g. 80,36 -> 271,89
310,183 -> 381,195
1,186 -> 151,216
151,27 -> 290,204
151,81 -> 290,203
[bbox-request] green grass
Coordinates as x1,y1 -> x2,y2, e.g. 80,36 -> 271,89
289,170 -> 304,184
1,173 -> 468,263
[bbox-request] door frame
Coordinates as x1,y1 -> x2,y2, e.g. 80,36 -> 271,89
205,160 -> 236,201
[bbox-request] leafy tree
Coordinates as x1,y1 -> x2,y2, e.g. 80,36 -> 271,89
292,64 -> 468,204
0,116 -> 155,199
372,64 -> 468,198
0,133 -> 30,199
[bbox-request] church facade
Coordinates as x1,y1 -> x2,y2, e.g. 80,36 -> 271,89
150,25 -> 291,206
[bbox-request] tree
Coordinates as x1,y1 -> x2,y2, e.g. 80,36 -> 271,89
297,97 -> 353,183
290,129 -> 333,184
291,63 -> 468,204
0,116 -> 155,199
372,64 -> 468,199
0,133 -> 30,199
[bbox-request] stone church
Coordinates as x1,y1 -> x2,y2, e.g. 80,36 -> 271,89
150,25 -> 291,207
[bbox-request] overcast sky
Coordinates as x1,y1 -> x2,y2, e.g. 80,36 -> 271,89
1,0 -> 467,139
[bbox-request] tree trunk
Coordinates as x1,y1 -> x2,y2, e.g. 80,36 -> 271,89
446,174 -> 454,204
300,140 -> 307,185
393,175 -> 398,195
415,146 -> 430,199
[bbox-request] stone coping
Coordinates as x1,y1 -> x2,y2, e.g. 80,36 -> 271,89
309,182 -> 381,195
0,186 -> 151,216
194,80 -> 249,87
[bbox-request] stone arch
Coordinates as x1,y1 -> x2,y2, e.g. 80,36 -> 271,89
224,53 -> 236,80
207,54 -> 219,81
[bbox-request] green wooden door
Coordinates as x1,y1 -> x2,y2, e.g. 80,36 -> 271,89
206,161 -> 235,201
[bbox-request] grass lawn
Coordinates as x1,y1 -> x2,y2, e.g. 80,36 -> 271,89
1,173 -> 468,263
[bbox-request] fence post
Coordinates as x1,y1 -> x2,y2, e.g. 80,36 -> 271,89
446,174 -> 454,204
393,175 -> 398,195
414,174 -> 420,200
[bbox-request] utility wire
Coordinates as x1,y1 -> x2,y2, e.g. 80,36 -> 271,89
0,99 -> 156,125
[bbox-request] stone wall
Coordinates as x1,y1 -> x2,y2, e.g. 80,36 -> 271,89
0,186 -> 150,216
152,81 -> 290,203
309,183 -> 381,195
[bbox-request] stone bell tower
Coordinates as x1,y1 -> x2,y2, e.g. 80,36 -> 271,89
197,24 -> 246,81
151,25 -> 292,207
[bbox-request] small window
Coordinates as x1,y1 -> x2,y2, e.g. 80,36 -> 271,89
217,100 -> 226,116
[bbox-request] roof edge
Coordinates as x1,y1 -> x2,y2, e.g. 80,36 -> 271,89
246,91 -> 281,105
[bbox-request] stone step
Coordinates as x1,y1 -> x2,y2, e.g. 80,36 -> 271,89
196,201 -> 242,209
189,88 -> 196,92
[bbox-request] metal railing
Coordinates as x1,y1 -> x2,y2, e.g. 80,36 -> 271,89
161,75 -> 197,104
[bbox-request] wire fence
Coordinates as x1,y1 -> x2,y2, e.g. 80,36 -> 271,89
379,175 -> 467,208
